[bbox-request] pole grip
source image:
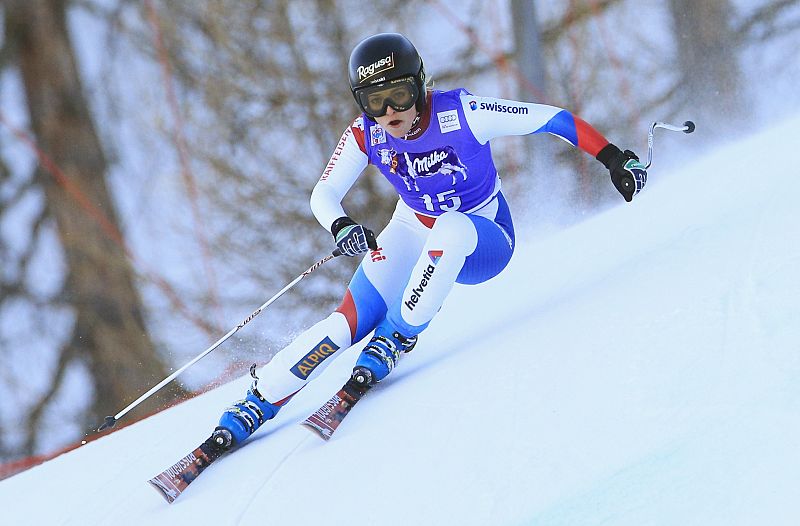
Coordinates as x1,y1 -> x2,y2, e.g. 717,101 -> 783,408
645,119 -> 696,169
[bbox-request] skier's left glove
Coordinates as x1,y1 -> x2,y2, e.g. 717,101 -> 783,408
596,144 -> 648,202
331,216 -> 377,257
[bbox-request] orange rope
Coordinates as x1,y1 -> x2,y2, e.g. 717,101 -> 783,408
429,0 -> 550,104
0,112 -> 125,246
145,0 -> 223,325
588,0 -> 640,130
0,110 -> 218,337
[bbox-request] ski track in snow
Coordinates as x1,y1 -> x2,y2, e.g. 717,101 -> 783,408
233,434 -> 312,524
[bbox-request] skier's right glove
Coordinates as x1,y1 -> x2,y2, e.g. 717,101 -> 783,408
331,216 -> 377,257
596,143 -> 648,202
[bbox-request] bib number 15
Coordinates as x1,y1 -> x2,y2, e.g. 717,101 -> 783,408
421,190 -> 461,212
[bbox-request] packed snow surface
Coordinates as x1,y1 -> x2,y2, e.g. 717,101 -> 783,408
2,115 -> 798,525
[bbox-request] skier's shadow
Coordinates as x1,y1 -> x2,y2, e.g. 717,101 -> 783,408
233,334 -> 471,452
232,294 -> 550,451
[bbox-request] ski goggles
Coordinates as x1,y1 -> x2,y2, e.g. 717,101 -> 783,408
354,77 -> 419,118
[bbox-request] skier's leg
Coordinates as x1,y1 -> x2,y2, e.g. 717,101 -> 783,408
215,202 -> 425,447
455,191 -> 515,285
215,311 -> 353,447
353,210 -> 477,382
354,194 -> 515,383
335,202 -> 426,344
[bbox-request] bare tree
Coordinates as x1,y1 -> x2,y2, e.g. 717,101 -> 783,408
129,0 -> 424,332
2,0 -> 798,467
669,0 -> 746,127
2,0 -> 179,458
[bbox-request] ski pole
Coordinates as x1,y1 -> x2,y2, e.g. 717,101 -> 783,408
645,120 -> 695,169
97,249 -> 343,432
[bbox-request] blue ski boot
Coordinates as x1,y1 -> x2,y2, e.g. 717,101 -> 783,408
353,322 -> 418,385
212,365 -> 281,450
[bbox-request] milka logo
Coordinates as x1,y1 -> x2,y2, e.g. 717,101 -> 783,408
413,150 -> 449,173
476,101 -> 529,114
386,146 -> 467,192
357,53 -> 394,81
404,264 -> 436,311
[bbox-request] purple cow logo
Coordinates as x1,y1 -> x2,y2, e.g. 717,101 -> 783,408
378,146 -> 468,192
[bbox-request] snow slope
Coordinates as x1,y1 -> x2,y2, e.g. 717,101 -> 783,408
1,115 -> 799,526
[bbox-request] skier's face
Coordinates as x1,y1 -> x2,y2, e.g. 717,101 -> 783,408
375,105 -> 418,138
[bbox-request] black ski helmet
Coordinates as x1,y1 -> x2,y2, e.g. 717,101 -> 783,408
348,33 -> 426,115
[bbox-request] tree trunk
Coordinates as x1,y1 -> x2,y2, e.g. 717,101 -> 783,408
4,0 -> 179,429
669,0 -> 745,126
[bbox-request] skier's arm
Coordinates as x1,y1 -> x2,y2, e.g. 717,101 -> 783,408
310,119 -> 377,255
460,94 -> 609,156
461,94 -> 647,201
310,120 -> 368,230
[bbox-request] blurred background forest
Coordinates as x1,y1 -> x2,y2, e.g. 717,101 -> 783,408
1,0 -> 798,468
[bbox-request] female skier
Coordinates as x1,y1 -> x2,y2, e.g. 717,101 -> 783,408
211,33 -> 647,449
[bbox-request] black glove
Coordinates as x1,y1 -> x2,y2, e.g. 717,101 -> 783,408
331,216 -> 377,257
596,144 -> 648,202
